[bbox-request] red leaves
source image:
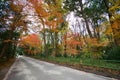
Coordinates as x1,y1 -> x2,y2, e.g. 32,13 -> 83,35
20,34 -> 41,47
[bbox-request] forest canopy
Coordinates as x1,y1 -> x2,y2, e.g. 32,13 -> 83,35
0,0 -> 120,60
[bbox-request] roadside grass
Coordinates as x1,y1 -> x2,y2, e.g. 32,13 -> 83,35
33,56 -> 120,70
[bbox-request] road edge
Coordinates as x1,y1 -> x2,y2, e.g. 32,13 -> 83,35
3,58 -> 18,80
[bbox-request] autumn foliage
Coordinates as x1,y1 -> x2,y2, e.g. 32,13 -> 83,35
0,0 -> 120,60
19,34 -> 42,55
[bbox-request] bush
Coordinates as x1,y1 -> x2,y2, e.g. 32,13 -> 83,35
81,46 -> 104,59
104,46 -> 120,60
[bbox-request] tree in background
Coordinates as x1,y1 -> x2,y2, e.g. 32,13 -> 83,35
19,34 -> 42,55
28,0 -> 68,57
63,0 -> 120,59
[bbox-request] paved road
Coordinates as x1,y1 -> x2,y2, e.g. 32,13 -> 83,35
3,56 -> 117,80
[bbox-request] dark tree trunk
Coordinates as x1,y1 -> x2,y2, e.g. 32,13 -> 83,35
79,0 -> 93,38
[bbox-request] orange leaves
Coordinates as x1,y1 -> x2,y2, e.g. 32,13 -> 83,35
105,26 -> 112,35
45,20 -> 57,28
111,19 -> 120,34
29,0 -> 64,28
21,34 -> 41,47
20,34 -> 41,54
29,0 -> 49,18
63,33 -> 83,55
29,0 -> 42,6
66,39 -> 81,47
10,2 -> 23,12
65,39 -> 81,55
66,49 -> 79,55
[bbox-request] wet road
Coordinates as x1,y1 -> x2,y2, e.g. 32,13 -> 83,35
3,56 -> 117,80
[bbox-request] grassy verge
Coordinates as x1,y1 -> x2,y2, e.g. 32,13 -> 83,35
31,55 -> 120,79
33,56 -> 120,70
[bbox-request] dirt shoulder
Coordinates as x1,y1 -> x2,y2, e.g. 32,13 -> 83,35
0,59 -> 15,80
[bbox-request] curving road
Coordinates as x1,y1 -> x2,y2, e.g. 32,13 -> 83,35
3,56 -> 117,80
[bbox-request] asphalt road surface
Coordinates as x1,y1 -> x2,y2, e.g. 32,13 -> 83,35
3,56 -> 117,80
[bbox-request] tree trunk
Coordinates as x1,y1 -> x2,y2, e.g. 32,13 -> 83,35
64,33 -> 67,57
79,0 -> 93,38
0,45 -> 6,58
103,0 -> 118,46
39,16 -> 48,56
54,32 -> 58,56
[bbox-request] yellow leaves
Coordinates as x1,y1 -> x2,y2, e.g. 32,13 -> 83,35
109,0 -> 120,5
81,37 -> 108,59
108,0 -> 120,45
110,14 -> 120,22
86,38 -> 97,43
109,5 -> 120,13
109,0 -> 120,22
105,26 -> 112,35
112,19 -> 120,42
85,38 -> 108,47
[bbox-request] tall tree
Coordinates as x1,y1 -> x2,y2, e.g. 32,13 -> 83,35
29,0 -> 67,56
84,0 -> 107,40
64,0 -> 93,38
103,0 -> 120,46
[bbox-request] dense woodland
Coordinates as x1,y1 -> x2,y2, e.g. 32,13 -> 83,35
0,0 -> 120,61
